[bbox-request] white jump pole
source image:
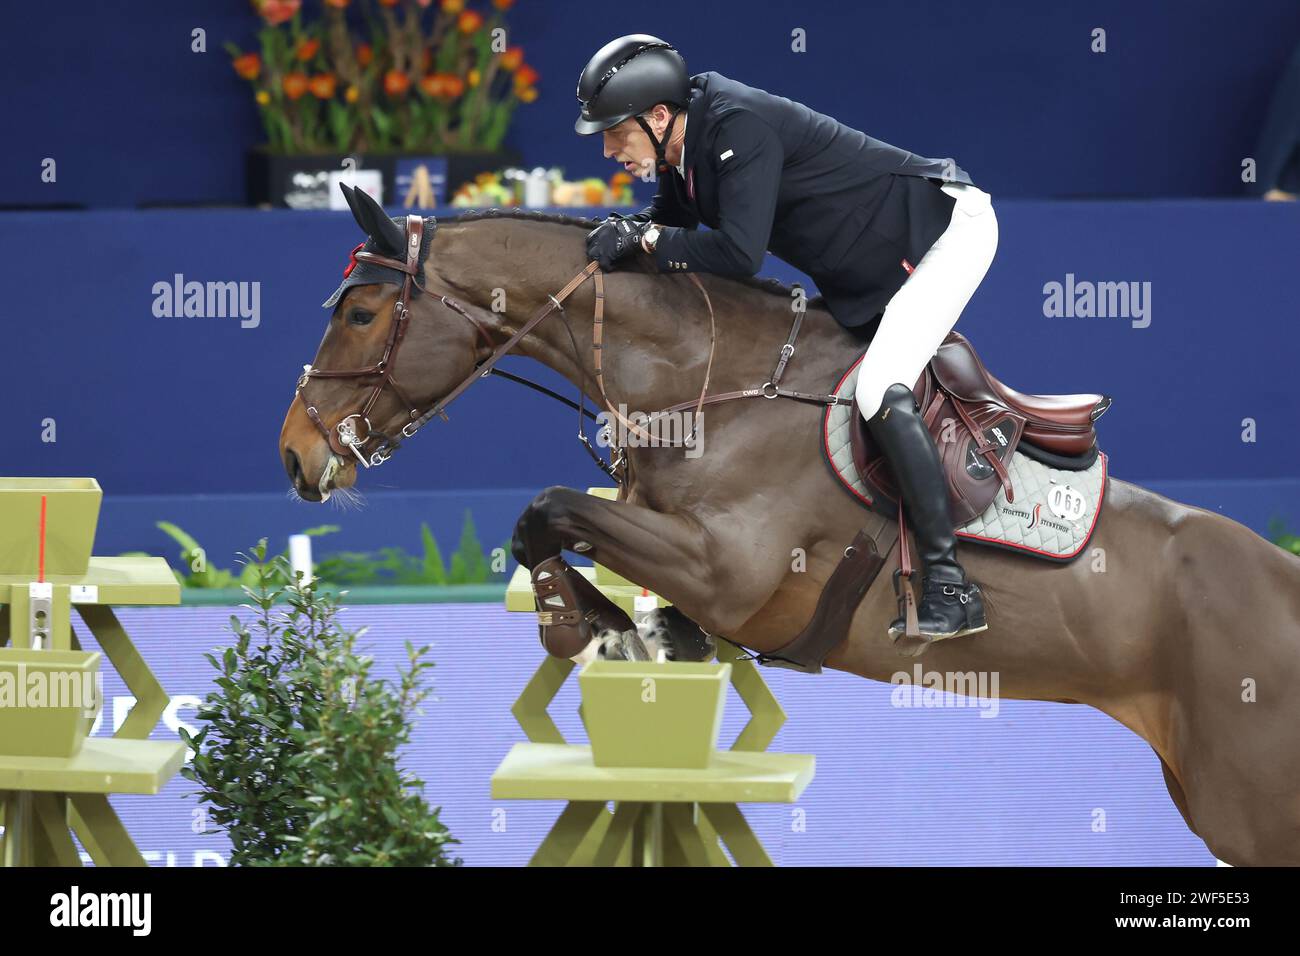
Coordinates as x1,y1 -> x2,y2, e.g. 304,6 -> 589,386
288,534 -> 314,585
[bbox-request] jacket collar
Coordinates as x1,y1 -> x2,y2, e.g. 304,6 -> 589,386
682,75 -> 706,176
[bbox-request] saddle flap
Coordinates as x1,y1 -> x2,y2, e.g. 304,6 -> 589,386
936,399 -> 1027,525
849,370 -> 1027,526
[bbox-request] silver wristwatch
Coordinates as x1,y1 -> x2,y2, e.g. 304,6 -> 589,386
642,225 -> 661,252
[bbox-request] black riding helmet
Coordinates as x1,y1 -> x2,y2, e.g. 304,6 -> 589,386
575,34 -> 689,174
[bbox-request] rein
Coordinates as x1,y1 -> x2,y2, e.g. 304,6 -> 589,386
296,214 -> 852,478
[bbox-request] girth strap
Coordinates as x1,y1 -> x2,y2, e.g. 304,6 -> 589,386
741,519 -> 897,674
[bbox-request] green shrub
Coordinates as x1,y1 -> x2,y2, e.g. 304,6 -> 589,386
180,541 -> 461,867
1269,517 -> 1300,556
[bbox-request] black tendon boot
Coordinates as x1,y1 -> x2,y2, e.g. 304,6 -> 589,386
866,382 -> 988,642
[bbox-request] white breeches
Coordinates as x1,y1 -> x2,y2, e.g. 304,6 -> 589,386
854,182 -> 999,420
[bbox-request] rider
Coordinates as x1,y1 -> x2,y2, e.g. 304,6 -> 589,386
576,34 -> 996,643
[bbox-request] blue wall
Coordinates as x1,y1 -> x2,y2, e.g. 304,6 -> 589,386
98,602 -> 1217,865
2,201 -> 1296,496
3,0 -> 1300,207
4,198 -> 1297,564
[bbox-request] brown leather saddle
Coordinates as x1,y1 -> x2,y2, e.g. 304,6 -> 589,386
849,330 -> 1110,524
749,331 -> 1111,673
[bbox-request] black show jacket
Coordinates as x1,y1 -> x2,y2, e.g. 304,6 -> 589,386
634,72 -> 976,328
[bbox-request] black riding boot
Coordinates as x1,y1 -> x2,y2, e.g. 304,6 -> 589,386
866,382 -> 987,642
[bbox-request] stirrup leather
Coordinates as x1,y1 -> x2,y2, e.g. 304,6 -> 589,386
891,567 -> 922,639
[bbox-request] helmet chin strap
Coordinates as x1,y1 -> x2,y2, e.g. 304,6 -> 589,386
634,108 -> 681,175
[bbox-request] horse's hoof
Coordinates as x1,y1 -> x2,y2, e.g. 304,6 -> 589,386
596,630 -> 626,660
640,606 -> 716,662
596,628 -> 652,661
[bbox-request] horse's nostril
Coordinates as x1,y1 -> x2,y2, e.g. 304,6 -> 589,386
285,448 -> 303,485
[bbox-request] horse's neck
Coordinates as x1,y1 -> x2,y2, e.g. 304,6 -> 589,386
503,271 -> 775,414
492,264 -> 605,397
437,225 -> 837,409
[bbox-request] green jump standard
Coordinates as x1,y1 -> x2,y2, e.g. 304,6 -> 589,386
0,478 -> 186,867
492,488 -> 815,867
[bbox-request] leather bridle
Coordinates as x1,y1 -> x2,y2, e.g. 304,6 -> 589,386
297,214 -> 601,470
296,214 -> 851,479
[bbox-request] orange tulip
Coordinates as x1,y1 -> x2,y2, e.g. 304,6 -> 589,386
344,85 -> 360,103
610,172 -> 633,186
494,0 -> 515,9
419,73 -> 465,99
282,72 -> 309,100
324,0 -> 350,8
514,63 -> 538,88
467,68 -> 481,88
499,47 -> 523,71
378,0 -> 400,6
309,74 -> 337,99
441,0 -> 465,12
384,69 -> 411,96
296,37 -> 320,61
232,52 -> 261,80
458,10 -> 484,32
355,43 -> 373,67
517,86 -> 538,103
258,0 -> 300,26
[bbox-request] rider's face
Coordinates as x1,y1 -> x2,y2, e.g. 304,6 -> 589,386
601,113 -> 665,180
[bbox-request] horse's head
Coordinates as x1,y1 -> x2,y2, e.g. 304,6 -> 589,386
279,184 -> 492,502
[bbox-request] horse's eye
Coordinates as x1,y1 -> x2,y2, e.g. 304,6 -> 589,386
348,309 -> 375,327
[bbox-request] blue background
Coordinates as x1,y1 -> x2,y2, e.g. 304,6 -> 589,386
1,199 -> 1297,565
3,201 -> 1298,492
92,602 -> 1215,866
3,0 -> 1300,207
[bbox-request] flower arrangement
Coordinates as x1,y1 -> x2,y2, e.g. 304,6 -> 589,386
451,169 -> 636,207
228,0 -> 537,154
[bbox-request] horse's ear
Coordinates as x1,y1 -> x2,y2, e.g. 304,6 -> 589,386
351,184 -> 405,255
339,182 -> 369,235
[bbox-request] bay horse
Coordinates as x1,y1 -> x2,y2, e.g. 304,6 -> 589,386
279,198 -> 1300,866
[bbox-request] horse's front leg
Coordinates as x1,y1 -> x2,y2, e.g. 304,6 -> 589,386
510,486 -> 728,662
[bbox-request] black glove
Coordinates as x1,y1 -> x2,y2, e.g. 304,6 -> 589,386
585,214 -> 650,271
